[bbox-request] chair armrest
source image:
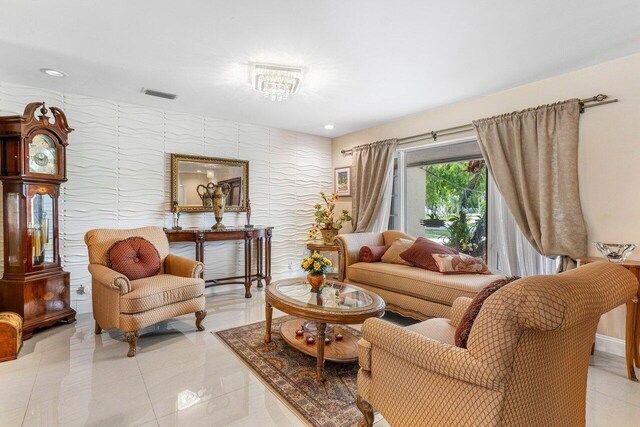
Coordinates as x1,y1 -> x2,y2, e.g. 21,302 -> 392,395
449,297 -> 473,328
88,264 -> 131,295
164,254 -> 204,279
334,233 -> 384,280
359,318 -> 507,391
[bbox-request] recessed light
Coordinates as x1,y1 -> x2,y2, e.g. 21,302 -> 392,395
324,124 -> 334,130
40,68 -> 67,77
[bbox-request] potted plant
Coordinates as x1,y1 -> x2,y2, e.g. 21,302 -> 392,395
301,252 -> 332,292
308,192 -> 352,244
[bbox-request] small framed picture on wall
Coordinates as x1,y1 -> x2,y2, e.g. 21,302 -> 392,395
334,166 -> 351,197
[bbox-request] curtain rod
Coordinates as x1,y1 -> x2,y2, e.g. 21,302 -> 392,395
341,94 -> 618,156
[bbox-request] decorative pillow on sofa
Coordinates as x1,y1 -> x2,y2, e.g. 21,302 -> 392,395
381,238 -> 414,266
432,253 -> 490,275
399,237 -> 458,271
108,237 -> 161,281
359,245 -> 390,263
454,276 -> 520,348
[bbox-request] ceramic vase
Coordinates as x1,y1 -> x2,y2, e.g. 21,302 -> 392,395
306,273 -> 325,292
320,228 -> 338,245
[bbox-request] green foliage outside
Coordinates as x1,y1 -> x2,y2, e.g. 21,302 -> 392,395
422,160 -> 487,257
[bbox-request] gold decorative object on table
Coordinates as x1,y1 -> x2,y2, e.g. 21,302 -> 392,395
211,183 -> 231,230
301,252 -> 333,292
308,192 -> 351,244
171,201 -> 182,230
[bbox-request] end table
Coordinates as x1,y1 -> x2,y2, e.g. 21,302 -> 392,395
307,242 -> 341,280
578,256 -> 640,381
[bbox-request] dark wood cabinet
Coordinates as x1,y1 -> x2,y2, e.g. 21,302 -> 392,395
0,102 -> 76,338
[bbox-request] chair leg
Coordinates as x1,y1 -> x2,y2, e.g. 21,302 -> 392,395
195,310 -> 207,331
125,331 -> 139,357
94,321 -> 102,335
356,395 -> 374,427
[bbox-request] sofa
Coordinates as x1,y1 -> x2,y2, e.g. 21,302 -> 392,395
355,262 -> 638,426
335,231 -> 504,320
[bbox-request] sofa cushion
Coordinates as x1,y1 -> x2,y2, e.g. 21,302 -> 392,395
432,253 -> 490,274
406,318 -> 456,346
120,274 -> 205,314
348,261 -> 504,306
454,276 -> 520,348
381,238 -> 414,266
359,245 -> 390,263
399,237 -> 458,272
108,237 -> 161,280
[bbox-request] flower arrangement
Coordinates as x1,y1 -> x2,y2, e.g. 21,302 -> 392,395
308,192 -> 352,241
301,252 -> 332,275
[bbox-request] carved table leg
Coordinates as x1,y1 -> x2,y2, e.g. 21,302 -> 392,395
316,322 -> 326,382
95,321 -> 102,335
195,310 -> 207,331
626,298 -> 638,381
244,232 -> 253,298
265,230 -> 272,286
265,302 -> 273,344
356,395 -> 375,427
257,236 -> 264,288
634,295 -> 640,368
125,331 -> 139,358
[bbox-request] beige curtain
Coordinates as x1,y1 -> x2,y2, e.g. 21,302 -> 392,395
352,139 -> 398,232
473,99 -> 587,271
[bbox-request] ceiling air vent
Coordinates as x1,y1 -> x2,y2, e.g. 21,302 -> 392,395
141,88 -> 177,100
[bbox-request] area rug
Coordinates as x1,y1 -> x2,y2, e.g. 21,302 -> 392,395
215,315 -> 362,427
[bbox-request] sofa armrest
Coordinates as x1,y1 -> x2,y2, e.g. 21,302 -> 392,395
360,318 -> 506,391
164,254 -> 204,279
335,233 -> 384,280
449,297 -> 473,328
88,264 -> 131,295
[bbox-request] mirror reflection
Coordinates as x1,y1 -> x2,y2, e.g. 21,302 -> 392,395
171,154 -> 249,212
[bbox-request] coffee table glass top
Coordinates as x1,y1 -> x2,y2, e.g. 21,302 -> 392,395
274,279 -> 374,310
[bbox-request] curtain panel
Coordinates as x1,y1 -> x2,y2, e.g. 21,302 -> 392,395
473,99 -> 587,270
351,139 -> 398,232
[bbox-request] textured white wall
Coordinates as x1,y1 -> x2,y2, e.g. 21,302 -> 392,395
0,82 -> 332,313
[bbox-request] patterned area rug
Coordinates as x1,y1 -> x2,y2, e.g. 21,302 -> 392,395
215,315 -> 362,427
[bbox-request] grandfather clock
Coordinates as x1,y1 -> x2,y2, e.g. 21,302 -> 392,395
0,102 -> 76,338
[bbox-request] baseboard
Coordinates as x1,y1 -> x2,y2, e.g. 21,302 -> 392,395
595,333 -> 625,358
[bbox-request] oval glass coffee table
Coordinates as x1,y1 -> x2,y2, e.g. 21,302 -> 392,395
265,278 -> 385,381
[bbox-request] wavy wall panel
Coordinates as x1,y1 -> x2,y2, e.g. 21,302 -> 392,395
0,82 -> 332,313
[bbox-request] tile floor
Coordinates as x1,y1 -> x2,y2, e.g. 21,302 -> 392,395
2,283 -> 640,427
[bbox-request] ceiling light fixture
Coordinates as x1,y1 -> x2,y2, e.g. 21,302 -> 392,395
40,68 -> 67,77
250,63 -> 303,102
324,124 -> 334,130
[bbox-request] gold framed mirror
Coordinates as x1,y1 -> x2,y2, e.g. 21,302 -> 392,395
171,154 -> 249,212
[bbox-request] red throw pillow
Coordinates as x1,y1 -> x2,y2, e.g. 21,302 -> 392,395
454,276 -> 520,348
359,245 -> 390,263
108,237 -> 161,280
399,237 -> 458,271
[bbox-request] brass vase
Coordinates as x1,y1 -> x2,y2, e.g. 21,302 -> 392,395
320,228 -> 338,245
212,183 -> 231,230
306,273 -> 325,293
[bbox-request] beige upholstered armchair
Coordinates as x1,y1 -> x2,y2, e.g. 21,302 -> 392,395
85,226 -> 207,357
356,262 -> 638,427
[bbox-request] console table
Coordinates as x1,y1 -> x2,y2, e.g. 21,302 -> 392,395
164,227 -> 273,298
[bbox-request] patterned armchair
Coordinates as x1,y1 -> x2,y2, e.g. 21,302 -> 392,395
356,262 -> 638,427
85,226 -> 207,357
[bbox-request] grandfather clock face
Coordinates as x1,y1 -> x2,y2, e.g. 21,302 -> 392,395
28,133 -> 58,175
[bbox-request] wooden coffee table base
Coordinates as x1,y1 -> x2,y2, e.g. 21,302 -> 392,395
269,318 -> 359,381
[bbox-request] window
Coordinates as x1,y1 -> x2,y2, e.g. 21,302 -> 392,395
403,139 -> 487,258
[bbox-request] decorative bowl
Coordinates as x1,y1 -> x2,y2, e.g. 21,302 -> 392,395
593,242 -> 637,263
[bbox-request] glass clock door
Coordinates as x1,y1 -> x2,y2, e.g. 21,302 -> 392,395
30,193 -> 55,265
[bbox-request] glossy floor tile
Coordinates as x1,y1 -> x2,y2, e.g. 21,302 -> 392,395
3,282 -> 640,426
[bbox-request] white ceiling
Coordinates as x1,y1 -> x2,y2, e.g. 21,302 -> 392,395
1,0 -> 639,137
